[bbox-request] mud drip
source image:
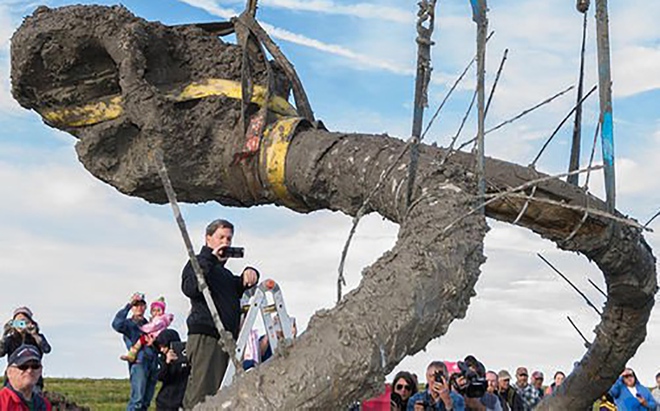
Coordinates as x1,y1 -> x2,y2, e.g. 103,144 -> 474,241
10,5 -> 656,410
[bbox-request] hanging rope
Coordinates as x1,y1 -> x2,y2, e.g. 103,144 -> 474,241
568,0 -> 590,185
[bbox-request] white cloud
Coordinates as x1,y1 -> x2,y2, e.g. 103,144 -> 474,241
260,0 -> 413,24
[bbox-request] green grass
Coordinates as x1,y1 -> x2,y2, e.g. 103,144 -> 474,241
2,377 -> 160,411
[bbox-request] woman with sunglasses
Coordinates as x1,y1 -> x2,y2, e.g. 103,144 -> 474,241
609,368 -> 657,410
391,371 -> 418,410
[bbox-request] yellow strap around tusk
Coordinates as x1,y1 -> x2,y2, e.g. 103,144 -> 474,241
39,78 -> 297,128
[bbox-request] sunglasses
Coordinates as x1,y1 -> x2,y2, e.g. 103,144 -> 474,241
622,374 -> 634,378
14,363 -> 42,371
395,384 -> 411,392
518,373 -> 528,377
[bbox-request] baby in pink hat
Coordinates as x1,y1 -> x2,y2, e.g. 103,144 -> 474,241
121,297 -> 174,363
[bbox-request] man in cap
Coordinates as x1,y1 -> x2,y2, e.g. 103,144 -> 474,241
497,370 -> 524,411
112,292 -> 159,411
513,367 -> 540,411
530,371 -> 544,399
0,344 -> 51,410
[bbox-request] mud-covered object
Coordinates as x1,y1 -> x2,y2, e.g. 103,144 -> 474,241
10,5 -> 657,411
11,4 -> 290,206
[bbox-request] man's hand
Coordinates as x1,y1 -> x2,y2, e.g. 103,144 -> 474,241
430,378 -> 453,409
165,348 -> 178,364
242,268 -> 258,287
465,397 -> 486,411
213,245 -> 229,261
129,292 -> 144,306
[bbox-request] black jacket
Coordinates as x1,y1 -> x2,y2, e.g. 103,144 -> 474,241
155,330 -> 189,411
500,386 -> 524,411
181,245 -> 259,339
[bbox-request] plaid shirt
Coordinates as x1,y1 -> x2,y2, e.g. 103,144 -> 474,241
515,383 -> 540,411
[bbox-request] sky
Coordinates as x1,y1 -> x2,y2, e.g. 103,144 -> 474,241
1,0 -> 659,388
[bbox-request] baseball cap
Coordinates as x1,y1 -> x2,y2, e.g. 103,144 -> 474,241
532,371 -> 544,380
12,306 -> 33,320
8,344 -> 42,367
131,293 -> 147,306
516,367 -> 529,376
498,370 -> 512,380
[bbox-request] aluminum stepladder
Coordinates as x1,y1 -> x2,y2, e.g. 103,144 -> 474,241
220,278 -> 294,388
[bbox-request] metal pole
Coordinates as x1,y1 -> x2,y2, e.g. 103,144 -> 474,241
594,0 -> 616,213
407,0 -> 437,206
470,0 -> 488,209
568,9 -> 589,185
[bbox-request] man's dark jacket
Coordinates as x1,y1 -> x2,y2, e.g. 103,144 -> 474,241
181,245 -> 259,339
500,386 -> 524,411
155,330 -> 189,411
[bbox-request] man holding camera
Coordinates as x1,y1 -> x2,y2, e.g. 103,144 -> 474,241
181,219 -> 259,409
408,361 -> 465,411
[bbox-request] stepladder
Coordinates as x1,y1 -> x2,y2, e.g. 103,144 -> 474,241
220,278 -> 295,388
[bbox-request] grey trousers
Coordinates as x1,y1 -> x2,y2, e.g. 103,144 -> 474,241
183,333 -> 229,410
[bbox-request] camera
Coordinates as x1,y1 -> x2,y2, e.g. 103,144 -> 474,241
452,355 -> 488,398
12,320 -> 27,329
220,247 -> 245,258
434,369 -> 446,383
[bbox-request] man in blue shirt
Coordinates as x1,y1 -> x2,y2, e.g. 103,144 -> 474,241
112,293 -> 159,411
408,361 -> 465,411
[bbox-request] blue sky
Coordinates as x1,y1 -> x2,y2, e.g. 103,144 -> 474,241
1,0 -> 660,388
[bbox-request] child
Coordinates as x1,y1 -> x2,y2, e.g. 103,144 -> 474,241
121,297 -> 173,363
154,329 -> 189,411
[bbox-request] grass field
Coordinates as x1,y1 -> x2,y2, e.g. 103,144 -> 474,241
2,377 -> 159,410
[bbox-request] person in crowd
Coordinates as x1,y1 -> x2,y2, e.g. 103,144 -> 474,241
121,297 -> 174,363
651,372 -> 660,411
392,371 -> 418,410
497,370 -> 523,411
181,218 -> 259,409
154,329 -> 189,411
112,292 -> 159,411
530,371 -> 544,399
486,371 -> 506,411
0,307 -> 51,391
0,344 -> 51,410
408,361 -> 464,411
609,367 -> 657,410
513,367 -> 539,411
544,371 -> 565,396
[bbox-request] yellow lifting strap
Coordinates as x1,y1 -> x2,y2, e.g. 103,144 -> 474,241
40,78 -> 298,128
260,116 -> 308,211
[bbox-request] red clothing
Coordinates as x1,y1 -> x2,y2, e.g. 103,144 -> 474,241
0,386 -> 52,411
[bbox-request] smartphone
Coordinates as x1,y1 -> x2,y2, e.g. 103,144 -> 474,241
221,247 -> 245,258
12,320 -> 26,329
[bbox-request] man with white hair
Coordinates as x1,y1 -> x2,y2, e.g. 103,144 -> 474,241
0,344 -> 51,410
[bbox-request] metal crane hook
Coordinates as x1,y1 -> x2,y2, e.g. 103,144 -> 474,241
576,0 -> 590,13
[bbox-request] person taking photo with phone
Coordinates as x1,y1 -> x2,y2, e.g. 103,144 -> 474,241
0,307 -> 51,392
408,361 -> 465,411
181,218 -> 259,409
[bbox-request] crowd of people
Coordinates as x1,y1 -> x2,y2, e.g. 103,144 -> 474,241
0,217 -> 659,411
380,359 -> 660,411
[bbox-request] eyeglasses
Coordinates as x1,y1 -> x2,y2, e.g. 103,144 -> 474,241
395,384 -> 411,392
622,374 -> 634,378
14,363 -> 42,371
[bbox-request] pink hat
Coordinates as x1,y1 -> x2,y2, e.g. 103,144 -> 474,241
151,297 -> 166,312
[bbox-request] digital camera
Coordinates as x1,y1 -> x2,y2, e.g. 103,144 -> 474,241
221,247 -> 245,258
452,355 -> 488,398
12,320 -> 27,329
